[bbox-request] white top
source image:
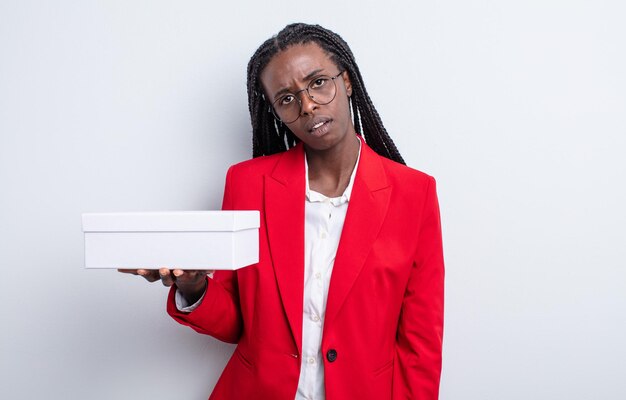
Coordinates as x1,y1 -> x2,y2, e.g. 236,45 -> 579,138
177,139 -> 362,400
295,140 -> 361,400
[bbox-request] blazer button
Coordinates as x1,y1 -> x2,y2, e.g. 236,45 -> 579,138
326,349 -> 337,363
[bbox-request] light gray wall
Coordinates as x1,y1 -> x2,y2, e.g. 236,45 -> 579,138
1,1 -> 625,399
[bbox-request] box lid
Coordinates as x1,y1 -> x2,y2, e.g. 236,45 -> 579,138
82,211 -> 260,232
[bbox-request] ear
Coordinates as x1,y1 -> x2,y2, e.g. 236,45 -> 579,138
342,71 -> 353,97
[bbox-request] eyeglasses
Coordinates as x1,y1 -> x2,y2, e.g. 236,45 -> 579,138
270,71 -> 344,124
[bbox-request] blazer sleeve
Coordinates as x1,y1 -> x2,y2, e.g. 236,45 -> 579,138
166,166 -> 243,344
393,176 -> 445,399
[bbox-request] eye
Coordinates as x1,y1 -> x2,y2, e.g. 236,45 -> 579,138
278,94 -> 295,106
310,77 -> 329,89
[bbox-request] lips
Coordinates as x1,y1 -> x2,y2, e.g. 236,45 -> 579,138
305,117 -> 332,137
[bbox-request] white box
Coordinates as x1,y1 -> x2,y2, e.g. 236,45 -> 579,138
82,211 -> 259,270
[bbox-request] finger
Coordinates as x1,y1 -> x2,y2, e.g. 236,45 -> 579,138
173,269 -> 210,284
118,268 -> 161,282
118,269 -> 139,275
159,268 -> 175,287
136,269 -> 161,282
172,269 -> 198,285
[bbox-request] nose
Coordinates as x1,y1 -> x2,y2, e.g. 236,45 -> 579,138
299,89 -> 318,116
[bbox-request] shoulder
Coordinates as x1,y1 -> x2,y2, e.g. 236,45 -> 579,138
381,156 -> 433,182
226,151 -> 286,181
373,151 -> 436,196
373,154 -> 441,222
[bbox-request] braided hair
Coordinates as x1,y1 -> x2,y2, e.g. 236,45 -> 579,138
247,23 -> 405,165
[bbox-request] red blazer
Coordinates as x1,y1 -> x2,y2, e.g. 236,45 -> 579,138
168,138 -> 444,399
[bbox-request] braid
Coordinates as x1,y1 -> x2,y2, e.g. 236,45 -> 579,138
247,23 -> 405,165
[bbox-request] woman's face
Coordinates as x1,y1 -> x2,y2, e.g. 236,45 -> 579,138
260,42 -> 355,152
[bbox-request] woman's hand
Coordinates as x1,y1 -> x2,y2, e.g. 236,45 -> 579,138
118,268 -> 213,305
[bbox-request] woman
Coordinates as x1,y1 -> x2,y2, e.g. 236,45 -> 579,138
122,23 -> 444,400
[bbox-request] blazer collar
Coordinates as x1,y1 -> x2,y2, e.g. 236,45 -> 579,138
323,139 -> 391,335
264,136 -> 391,352
264,143 -> 306,352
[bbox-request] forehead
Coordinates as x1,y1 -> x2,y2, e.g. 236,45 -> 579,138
260,42 -> 337,96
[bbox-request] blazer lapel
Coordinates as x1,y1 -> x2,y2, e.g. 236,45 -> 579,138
264,144 -> 306,353
324,143 -> 391,334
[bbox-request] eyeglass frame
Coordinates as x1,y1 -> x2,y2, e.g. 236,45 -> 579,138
269,71 -> 345,124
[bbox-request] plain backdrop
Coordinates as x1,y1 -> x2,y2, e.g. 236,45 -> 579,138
1,1 -> 625,399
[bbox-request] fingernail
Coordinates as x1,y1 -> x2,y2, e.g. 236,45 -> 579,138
137,269 -> 146,276
173,269 -> 183,277
159,268 -> 168,276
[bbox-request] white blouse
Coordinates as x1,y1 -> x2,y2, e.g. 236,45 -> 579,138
297,140 -> 361,400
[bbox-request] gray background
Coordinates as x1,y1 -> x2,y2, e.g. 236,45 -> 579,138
1,1 -> 625,399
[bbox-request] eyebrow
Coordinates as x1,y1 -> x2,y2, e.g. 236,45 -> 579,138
272,68 -> 325,100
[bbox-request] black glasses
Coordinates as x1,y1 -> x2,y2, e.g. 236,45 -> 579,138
270,71 -> 344,124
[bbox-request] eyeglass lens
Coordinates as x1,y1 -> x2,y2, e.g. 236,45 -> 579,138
272,74 -> 340,123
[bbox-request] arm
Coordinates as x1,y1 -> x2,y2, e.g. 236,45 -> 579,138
166,166 -> 244,344
394,177 -> 445,399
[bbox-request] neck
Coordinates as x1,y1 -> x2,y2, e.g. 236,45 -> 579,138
305,134 -> 361,197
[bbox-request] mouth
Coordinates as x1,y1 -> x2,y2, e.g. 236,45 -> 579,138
307,118 -> 332,137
